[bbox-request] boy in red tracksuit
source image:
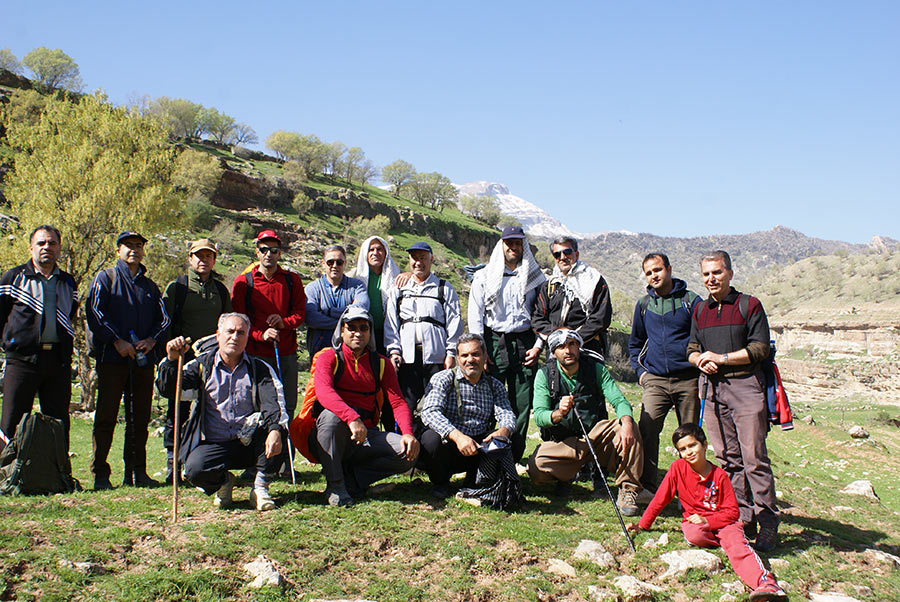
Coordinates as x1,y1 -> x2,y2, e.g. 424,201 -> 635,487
628,424 -> 787,602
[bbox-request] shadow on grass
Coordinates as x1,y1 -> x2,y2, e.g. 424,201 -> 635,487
779,513 -> 891,552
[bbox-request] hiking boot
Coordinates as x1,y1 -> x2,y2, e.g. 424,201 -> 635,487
214,473 -> 236,509
636,488 -> 655,505
133,471 -> 160,488
429,485 -> 450,500
753,524 -> 779,553
122,467 -> 134,487
575,465 -> 592,482
250,486 -> 276,511
94,476 -> 113,491
591,473 -> 607,498
325,489 -> 353,507
743,519 -> 759,540
617,487 -> 640,517
367,482 -> 397,496
749,582 -> 788,602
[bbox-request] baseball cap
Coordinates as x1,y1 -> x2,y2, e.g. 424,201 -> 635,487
500,225 -> 525,240
255,230 -> 282,244
406,241 -> 433,253
116,231 -> 147,246
188,238 -> 218,255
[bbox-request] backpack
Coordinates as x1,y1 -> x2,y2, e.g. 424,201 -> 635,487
396,278 -> 448,329
764,343 -> 794,431
289,347 -> 386,463
86,267 -> 117,358
540,352 -> 606,442
170,274 -> 230,333
243,269 -> 294,319
0,413 -> 80,495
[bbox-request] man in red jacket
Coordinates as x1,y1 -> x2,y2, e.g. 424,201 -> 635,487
310,306 -> 419,507
231,230 -> 306,422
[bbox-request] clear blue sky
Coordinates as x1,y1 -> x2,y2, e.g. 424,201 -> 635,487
7,1 -> 899,243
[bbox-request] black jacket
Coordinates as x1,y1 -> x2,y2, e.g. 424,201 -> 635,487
156,350 -> 286,462
0,261 -> 78,357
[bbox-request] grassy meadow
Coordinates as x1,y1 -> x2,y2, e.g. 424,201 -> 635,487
1,384 -> 899,601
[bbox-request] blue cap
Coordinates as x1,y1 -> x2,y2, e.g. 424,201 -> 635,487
406,242 -> 433,253
116,231 -> 147,246
500,225 -> 525,240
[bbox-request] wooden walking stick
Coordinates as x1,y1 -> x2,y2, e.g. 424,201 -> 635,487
171,350 -> 185,523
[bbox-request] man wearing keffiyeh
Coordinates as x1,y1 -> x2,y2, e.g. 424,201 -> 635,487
531,236 -> 613,357
468,226 -> 546,462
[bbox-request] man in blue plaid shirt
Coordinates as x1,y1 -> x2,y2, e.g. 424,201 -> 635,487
419,333 -> 518,498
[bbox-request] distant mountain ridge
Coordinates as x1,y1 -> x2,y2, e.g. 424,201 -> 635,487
455,181 -> 580,240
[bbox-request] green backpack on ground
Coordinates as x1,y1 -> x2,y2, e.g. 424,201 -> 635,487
0,413 -> 80,495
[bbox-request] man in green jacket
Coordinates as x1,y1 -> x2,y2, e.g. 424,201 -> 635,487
528,328 -> 644,515
161,238 -> 232,483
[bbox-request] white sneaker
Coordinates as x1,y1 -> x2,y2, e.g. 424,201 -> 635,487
250,486 -> 276,511
214,473 -> 235,509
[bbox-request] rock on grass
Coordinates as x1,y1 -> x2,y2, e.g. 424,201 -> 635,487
573,539 -> 615,568
658,548 -> 723,579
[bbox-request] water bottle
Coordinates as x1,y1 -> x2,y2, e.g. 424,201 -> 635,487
129,330 -> 149,367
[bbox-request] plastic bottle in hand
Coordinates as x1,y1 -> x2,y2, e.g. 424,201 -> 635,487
129,330 -> 149,367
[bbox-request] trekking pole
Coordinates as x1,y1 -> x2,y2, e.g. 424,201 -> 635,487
172,350 -> 185,523
273,343 -> 296,485
570,397 -> 636,553
698,375 -> 709,428
124,361 -> 136,486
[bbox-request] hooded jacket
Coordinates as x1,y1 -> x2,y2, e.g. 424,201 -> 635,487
628,278 -> 701,380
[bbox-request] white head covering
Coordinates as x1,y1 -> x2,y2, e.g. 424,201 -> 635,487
476,238 -> 546,309
353,236 -> 401,301
548,260 -> 602,313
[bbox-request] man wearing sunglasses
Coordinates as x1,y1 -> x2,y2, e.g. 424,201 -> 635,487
532,236 -> 612,358
305,245 -> 369,359
231,231 -> 307,430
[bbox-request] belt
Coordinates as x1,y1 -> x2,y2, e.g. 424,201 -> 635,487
41,343 -> 58,351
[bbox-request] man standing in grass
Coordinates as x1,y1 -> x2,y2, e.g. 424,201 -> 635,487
528,329 -> 644,516
0,225 -> 77,451
309,306 -> 418,507
305,244 -> 369,359
158,313 -> 286,511
87,231 -> 169,490
384,242 -> 463,415
467,226 -> 545,462
628,252 -> 701,496
160,238 -> 232,484
687,250 -> 780,552
351,236 -> 401,355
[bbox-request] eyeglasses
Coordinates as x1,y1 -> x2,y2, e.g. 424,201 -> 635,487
344,323 -> 370,333
552,248 -> 575,259
257,246 -> 281,255
325,258 -> 345,267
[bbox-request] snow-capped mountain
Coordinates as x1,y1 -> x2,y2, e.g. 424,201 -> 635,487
455,181 -> 580,240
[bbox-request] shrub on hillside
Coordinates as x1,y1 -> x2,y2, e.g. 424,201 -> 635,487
350,215 -> 391,240
210,220 -> 242,253
183,199 -> 217,230
293,191 -> 314,215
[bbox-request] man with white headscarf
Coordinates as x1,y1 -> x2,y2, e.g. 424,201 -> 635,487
352,236 -> 401,355
532,236 -> 612,357
468,226 -> 546,462
528,328 -> 644,515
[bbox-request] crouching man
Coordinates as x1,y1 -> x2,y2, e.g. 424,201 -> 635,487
528,329 -> 645,515
157,313 -> 287,511
419,333 -> 519,499
311,306 -> 419,507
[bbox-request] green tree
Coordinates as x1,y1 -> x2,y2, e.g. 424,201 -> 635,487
22,47 -> 83,91
325,141 -> 347,181
1,93 -> 184,408
359,159 -> 378,187
381,159 -> 416,196
460,194 -> 503,226
411,171 -> 457,211
199,107 -> 237,143
150,96 -> 204,139
289,134 -> 328,178
0,48 -> 23,75
265,130 -> 300,160
172,149 -> 223,202
497,214 -> 522,228
344,147 -> 364,184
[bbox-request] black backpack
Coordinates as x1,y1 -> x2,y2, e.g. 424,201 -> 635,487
0,413 -> 80,495
169,274 -> 230,333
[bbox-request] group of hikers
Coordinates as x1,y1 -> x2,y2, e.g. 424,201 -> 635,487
0,223 -> 788,601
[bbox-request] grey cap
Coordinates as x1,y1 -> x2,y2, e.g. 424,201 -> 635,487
331,305 -> 375,352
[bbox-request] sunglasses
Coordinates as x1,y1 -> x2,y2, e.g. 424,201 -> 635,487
552,248 -> 575,259
257,246 -> 281,255
345,323 -> 370,333
326,258 -> 345,267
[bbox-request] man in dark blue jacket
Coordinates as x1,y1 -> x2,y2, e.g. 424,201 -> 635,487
628,253 -> 701,495
0,225 -> 78,450
87,231 -> 170,490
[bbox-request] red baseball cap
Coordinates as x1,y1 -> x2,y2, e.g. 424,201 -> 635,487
255,230 -> 282,244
